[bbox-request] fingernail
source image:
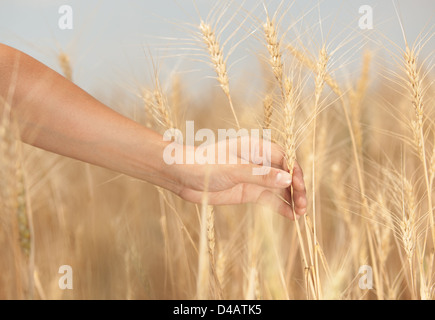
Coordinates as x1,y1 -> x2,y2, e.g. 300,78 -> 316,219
276,171 -> 292,187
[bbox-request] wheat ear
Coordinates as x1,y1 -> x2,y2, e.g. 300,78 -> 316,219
350,51 -> 371,153
262,93 -> 273,131
282,77 -> 316,298
309,47 -> 329,300
287,45 -> 341,96
289,43 -> 368,221
404,46 -> 434,252
199,21 -> 240,129
263,16 -> 283,87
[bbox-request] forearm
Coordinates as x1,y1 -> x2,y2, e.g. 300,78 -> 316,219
0,44 -> 175,189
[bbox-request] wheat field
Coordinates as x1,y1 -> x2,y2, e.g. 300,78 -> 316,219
0,1 -> 434,300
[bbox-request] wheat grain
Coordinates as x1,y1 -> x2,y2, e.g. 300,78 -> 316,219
263,16 -> 283,86
282,77 -> 297,177
153,86 -> 175,130
287,45 -> 342,97
199,21 -> 240,128
262,93 -> 273,131
349,51 -> 371,153
404,45 -> 434,254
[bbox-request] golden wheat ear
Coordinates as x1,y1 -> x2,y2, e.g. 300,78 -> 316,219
199,21 -> 240,129
262,93 -> 273,131
263,16 -> 283,87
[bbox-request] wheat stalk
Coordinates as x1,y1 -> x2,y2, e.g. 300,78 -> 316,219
349,51 -> 371,153
430,130 -> 435,185
0,96 -> 35,298
199,21 -> 240,129
58,51 -> 73,82
401,177 -> 418,297
309,46 -> 328,300
280,76 -> 316,298
404,46 -> 434,254
288,43 -> 368,220
262,93 -> 273,131
207,207 -> 223,299
196,176 -> 211,299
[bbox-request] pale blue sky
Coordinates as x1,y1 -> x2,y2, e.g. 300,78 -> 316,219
0,0 -> 433,102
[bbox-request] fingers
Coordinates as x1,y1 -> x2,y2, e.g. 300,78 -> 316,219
177,183 -> 298,220
207,157 -> 307,218
229,164 -> 293,189
235,136 -> 286,170
235,137 -> 307,217
256,189 -> 295,219
291,162 -> 307,216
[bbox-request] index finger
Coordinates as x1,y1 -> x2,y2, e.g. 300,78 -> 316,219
235,136 -> 286,170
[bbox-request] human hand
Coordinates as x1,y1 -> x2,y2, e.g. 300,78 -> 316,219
0,44 -> 306,220
166,137 -> 307,220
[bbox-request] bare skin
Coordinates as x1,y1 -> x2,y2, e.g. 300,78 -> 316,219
0,43 -> 307,219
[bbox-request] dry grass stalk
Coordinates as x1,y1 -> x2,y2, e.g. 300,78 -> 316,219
58,52 -> 73,82
0,98 -> 34,298
314,48 -> 328,102
404,45 -> 434,252
430,132 -> 435,183
216,249 -> 226,290
196,183 -> 211,299
401,177 -> 418,296
199,21 -> 240,129
310,47 -> 329,298
16,164 -> 31,258
245,266 -> 258,300
350,51 -> 371,153
207,207 -> 223,299
280,76 -> 316,298
289,43 -> 368,219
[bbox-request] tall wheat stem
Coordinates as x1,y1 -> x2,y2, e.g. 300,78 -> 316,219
404,46 -> 434,256
310,47 -> 328,299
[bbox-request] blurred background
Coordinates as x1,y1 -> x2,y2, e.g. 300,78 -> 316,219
0,0 -> 433,98
0,0 -> 434,300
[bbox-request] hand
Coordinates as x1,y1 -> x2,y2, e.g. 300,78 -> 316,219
166,137 -> 307,220
0,44 -> 307,220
